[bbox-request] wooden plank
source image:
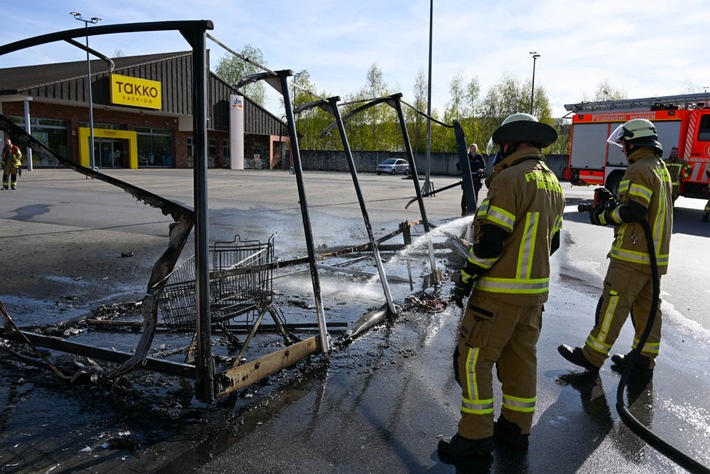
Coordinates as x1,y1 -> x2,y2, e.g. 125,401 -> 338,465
214,336 -> 320,398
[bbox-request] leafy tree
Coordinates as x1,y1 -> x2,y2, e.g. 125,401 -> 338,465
215,44 -> 267,107
479,74 -> 555,154
406,69 -> 428,154
464,77 -> 482,147
444,72 -> 465,123
580,79 -> 626,102
291,69 -> 341,151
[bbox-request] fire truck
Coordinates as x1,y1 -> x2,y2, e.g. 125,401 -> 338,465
563,93 -> 710,199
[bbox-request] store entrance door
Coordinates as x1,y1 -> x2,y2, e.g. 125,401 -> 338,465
94,139 -> 128,168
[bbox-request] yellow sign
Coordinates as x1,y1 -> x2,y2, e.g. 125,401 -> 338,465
110,74 -> 162,109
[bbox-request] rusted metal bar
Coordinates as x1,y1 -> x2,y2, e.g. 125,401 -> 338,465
214,336 -> 320,398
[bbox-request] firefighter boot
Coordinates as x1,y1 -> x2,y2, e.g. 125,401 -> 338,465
558,344 -> 600,372
494,415 -> 529,449
611,353 -> 653,377
437,434 -> 494,463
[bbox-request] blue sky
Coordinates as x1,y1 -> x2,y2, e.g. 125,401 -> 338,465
4,0 -> 710,119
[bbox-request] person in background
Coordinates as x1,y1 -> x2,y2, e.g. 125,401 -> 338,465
558,118 -> 673,377
663,146 -> 692,201
2,136 -> 22,190
439,113 -> 563,462
458,144 -> 486,216
702,166 -> 710,222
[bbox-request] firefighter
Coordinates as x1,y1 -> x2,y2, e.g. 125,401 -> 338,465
663,146 -> 692,201
2,136 -> 22,190
438,113 -> 564,462
559,118 -> 673,376
703,166 -> 710,222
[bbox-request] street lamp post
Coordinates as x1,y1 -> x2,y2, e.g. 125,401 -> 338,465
70,12 -> 101,170
529,51 -> 540,115
423,0 -> 434,195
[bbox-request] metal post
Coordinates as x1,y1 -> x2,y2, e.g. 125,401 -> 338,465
327,97 -> 397,315
453,121 -> 476,215
529,51 -> 540,115
70,12 -> 100,170
423,0 -> 434,195
278,70 -> 330,353
23,99 -> 33,171
390,94 -> 438,286
181,25 -> 214,402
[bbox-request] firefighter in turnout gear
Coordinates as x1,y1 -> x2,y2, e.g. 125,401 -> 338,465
663,146 -> 692,201
2,136 -> 22,190
703,166 -> 710,222
438,113 -> 565,462
559,118 -> 673,376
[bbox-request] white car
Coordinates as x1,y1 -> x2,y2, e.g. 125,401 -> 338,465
376,158 -> 410,175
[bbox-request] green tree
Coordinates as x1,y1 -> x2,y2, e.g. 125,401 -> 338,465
442,73 -> 466,151
581,79 -> 626,102
215,44 -> 267,107
464,76 -> 482,147
292,70 -> 343,151
406,69 -> 428,154
343,64 -> 398,151
479,74 -> 555,154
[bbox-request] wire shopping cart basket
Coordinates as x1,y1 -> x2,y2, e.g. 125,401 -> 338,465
158,235 -> 275,327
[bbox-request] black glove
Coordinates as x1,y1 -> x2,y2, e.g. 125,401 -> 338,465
589,207 -> 610,225
593,187 -> 615,207
452,278 -> 474,308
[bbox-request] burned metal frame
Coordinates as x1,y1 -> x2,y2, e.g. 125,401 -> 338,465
0,22 -> 454,404
2,28 -> 340,402
295,96 -> 397,315
323,93 -> 439,286
0,20 -> 218,400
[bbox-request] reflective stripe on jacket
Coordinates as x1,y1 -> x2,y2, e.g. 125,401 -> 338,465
610,148 -> 673,274
471,148 -> 565,304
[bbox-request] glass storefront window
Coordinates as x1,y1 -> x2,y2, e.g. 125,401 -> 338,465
11,116 -> 68,167
187,138 -> 219,168
136,127 -> 173,167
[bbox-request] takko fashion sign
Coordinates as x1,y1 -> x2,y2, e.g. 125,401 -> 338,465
110,74 -> 162,109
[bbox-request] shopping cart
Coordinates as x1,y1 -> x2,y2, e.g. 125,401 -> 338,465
159,235 -> 274,327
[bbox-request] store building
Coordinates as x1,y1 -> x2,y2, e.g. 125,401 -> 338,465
0,51 -> 290,170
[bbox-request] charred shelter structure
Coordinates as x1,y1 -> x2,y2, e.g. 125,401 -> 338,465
0,51 -> 290,171
0,21 -> 447,404
0,21 -> 319,404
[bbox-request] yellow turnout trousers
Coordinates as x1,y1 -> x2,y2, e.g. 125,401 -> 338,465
581,259 -> 662,368
455,292 -> 542,440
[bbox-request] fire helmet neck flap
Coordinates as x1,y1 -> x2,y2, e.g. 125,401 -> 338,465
607,118 -> 663,154
486,113 -> 558,155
